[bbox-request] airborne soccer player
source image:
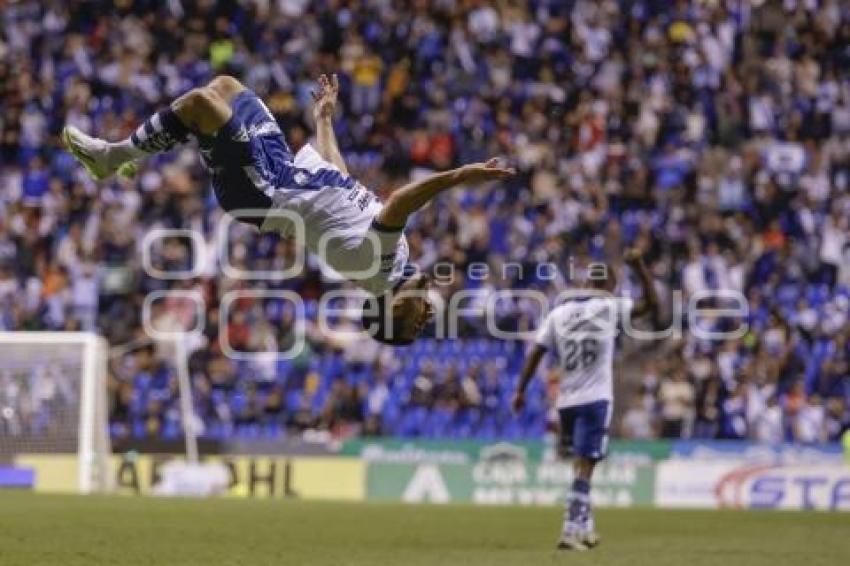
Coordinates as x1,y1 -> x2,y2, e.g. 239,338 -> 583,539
511,249 -> 659,551
63,74 -> 513,345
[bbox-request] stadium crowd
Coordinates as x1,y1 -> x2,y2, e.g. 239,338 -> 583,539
1,0 -> 849,444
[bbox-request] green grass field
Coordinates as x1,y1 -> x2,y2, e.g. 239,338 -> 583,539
0,492 -> 847,566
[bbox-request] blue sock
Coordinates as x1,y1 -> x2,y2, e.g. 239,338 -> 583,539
572,478 -> 591,495
130,108 -> 190,154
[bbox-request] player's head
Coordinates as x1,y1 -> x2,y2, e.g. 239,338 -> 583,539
361,265 -> 434,345
586,262 -> 617,293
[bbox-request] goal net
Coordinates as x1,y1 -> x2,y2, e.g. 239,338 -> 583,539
0,332 -> 112,493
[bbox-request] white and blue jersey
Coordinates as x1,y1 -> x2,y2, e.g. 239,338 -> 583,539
203,90 -> 409,295
536,295 -> 633,460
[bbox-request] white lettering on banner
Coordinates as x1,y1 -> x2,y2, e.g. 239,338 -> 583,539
534,461 -> 639,485
535,461 -> 572,484
473,487 -> 561,506
472,462 -> 528,485
402,464 -> 450,504
471,486 -> 636,507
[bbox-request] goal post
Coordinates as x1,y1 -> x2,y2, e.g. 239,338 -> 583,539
0,332 -> 112,493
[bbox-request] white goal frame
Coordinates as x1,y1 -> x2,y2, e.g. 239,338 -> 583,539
0,332 -> 112,493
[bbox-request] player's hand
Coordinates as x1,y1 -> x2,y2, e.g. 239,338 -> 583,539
511,390 -> 525,413
312,73 -> 339,121
623,247 -> 643,266
459,158 -> 515,183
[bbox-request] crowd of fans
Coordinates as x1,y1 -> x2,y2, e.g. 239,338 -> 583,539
1,1 -> 848,444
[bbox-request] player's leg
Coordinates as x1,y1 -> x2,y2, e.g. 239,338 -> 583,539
63,75 -> 245,180
573,456 -> 600,547
556,406 -> 588,551
574,400 -> 612,548
173,75 -> 245,134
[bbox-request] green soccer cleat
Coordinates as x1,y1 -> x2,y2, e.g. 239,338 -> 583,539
62,125 -> 137,180
117,160 -> 138,179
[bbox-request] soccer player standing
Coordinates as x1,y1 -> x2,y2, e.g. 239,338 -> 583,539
511,249 -> 659,550
62,74 -> 513,346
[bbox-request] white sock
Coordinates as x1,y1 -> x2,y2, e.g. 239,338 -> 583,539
106,139 -> 148,166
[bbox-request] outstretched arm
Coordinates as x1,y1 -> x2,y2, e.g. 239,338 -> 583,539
377,158 -> 514,228
511,344 -> 547,413
624,247 -> 660,321
312,74 -> 348,175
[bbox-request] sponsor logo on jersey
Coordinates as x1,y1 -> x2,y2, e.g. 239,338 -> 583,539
249,122 -> 282,137
231,126 -> 250,142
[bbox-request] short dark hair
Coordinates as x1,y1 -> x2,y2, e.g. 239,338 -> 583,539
589,263 -> 616,290
360,262 -> 421,345
360,294 -> 414,346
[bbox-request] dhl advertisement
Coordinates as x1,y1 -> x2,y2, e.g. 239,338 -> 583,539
13,454 -> 364,501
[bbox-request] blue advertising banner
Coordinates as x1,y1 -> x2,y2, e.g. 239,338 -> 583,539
0,467 -> 34,489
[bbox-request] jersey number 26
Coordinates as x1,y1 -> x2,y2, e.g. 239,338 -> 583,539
561,338 -> 599,371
